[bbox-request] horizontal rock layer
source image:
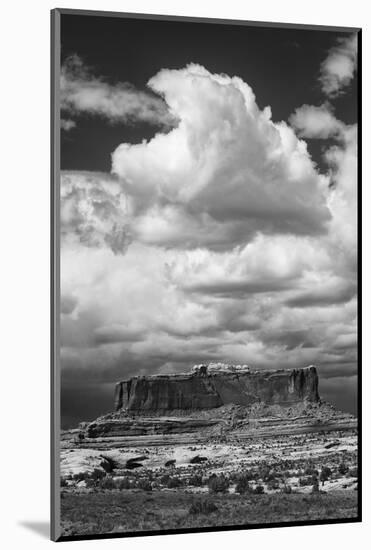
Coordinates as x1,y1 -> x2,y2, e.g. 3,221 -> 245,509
114,366 -> 319,412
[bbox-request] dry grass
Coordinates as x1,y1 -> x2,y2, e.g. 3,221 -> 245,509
61,489 -> 358,537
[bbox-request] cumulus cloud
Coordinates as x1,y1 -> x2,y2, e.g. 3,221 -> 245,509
61,55 -> 177,128
285,280 -> 356,308
319,33 -> 358,97
111,64 -> 330,248
289,104 -> 344,139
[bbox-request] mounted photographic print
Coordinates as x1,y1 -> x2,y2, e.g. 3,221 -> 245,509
51,8 -> 361,541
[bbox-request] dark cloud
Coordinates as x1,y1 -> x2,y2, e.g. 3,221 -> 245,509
285,282 -> 356,308
61,294 -> 78,315
61,381 -> 114,430
185,278 -> 296,298
93,325 -> 144,344
259,329 -> 317,350
320,375 -> 357,415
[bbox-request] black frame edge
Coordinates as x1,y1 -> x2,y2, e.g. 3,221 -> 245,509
51,7 -> 61,543
54,7 -> 360,32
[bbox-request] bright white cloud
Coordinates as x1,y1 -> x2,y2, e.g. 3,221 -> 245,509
319,33 -> 358,97
112,64 -> 331,247
289,104 -> 344,139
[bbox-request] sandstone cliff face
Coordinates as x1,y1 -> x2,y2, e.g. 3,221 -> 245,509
114,366 -> 319,412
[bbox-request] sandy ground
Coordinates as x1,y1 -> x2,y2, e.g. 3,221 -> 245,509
61,429 -> 357,494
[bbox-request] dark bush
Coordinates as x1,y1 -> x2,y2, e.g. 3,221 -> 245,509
235,474 -> 251,495
167,476 -> 183,489
189,500 -> 218,515
125,462 -> 143,470
90,468 -> 105,481
160,474 -> 170,485
117,477 -> 131,490
281,484 -> 292,494
72,472 -> 87,482
136,478 -> 152,491
338,463 -> 349,475
304,466 -> 319,476
253,484 -> 265,494
190,455 -> 208,464
188,474 -> 204,487
99,476 -> 115,490
267,478 -> 280,491
311,477 -> 319,493
101,456 -> 116,473
299,475 -> 317,487
208,474 -> 230,494
320,466 -> 332,485
259,467 -> 271,481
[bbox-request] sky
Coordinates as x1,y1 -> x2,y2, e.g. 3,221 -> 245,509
59,14 -> 359,429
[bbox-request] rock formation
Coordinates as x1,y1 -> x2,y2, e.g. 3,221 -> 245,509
114,364 -> 319,413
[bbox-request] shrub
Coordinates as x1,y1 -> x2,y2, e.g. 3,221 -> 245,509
304,466 -> 319,476
188,474 -> 204,487
208,474 -> 230,494
160,474 -> 170,485
267,478 -> 280,491
136,478 -> 152,491
90,468 -> 105,481
253,484 -> 265,494
190,455 -> 208,464
320,466 -> 332,486
259,467 -> 271,481
338,463 -> 349,475
311,477 -> 319,493
166,476 -> 183,489
281,484 -> 292,494
101,456 -> 116,473
299,476 -> 316,487
117,477 -> 131,490
72,472 -> 87,482
60,478 -> 68,487
99,476 -> 115,490
189,500 -> 218,515
235,474 -> 251,495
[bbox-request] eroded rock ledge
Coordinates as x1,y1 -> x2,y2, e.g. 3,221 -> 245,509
114,365 -> 319,412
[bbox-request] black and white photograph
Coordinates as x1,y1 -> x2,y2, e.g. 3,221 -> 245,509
53,9 -> 360,541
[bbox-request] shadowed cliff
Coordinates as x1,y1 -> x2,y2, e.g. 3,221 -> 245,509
114,365 -> 319,413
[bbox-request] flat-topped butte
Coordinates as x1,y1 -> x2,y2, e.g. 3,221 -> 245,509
114,365 -> 319,412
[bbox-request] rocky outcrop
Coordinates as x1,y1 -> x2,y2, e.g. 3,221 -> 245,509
114,365 -> 319,412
